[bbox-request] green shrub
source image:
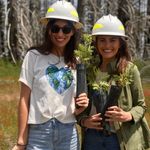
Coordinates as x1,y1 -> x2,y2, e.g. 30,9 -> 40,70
133,59 -> 146,71
140,65 -> 150,79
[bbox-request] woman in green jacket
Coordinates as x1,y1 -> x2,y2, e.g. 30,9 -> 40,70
76,14 -> 150,150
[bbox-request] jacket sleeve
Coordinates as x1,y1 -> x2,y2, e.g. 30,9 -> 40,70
129,64 -> 146,124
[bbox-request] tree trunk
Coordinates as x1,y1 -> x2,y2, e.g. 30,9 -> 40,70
77,0 -> 94,33
0,0 -> 149,60
0,0 -> 4,56
3,0 -> 9,57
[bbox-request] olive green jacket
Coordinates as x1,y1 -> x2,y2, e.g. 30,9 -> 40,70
76,62 -> 150,150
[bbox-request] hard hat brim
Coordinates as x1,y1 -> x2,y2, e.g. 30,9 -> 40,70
92,33 -> 128,41
92,32 -> 128,38
40,17 -> 83,29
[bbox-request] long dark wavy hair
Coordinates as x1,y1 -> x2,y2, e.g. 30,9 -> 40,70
28,19 -> 81,68
94,36 -> 132,74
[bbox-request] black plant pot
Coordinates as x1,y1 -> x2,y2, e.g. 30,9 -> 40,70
76,64 -> 87,108
100,85 -> 122,129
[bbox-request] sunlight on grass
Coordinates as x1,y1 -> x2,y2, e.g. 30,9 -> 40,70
143,81 -> 150,125
0,100 -> 18,150
0,59 -> 20,149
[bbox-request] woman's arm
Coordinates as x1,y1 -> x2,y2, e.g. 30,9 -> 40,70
13,82 -> 31,150
105,64 -> 146,123
128,65 -> 146,122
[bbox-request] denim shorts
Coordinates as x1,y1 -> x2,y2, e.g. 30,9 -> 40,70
83,129 -> 120,150
26,118 -> 80,150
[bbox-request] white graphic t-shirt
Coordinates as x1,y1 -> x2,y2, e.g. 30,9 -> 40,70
19,49 -> 77,124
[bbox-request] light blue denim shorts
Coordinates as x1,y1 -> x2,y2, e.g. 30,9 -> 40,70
26,118 -> 80,150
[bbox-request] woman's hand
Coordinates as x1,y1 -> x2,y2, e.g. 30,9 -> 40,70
105,106 -> 133,122
74,93 -> 89,115
82,113 -> 103,130
12,145 -> 26,150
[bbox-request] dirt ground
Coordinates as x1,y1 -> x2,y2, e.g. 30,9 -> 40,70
0,92 -> 19,101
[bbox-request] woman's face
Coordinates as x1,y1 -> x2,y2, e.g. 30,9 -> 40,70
49,19 -> 74,50
96,35 -> 121,62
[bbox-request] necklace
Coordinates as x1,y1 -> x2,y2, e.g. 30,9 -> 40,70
48,54 -> 64,65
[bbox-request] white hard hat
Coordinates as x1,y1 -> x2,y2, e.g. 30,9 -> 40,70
92,14 -> 126,37
40,0 -> 83,29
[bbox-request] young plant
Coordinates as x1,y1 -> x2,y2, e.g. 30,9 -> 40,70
75,34 -> 133,91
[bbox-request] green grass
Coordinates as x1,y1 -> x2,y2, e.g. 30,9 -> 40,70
0,59 -> 20,149
0,58 -> 21,79
142,81 -> 150,126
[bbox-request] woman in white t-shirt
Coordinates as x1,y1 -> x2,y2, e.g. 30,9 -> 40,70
12,1 -> 89,150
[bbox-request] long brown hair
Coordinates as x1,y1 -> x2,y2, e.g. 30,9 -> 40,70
28,19 -> 81,68
116,37 -> 132,73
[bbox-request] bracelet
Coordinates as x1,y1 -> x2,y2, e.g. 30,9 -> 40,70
17,143 -> 27,147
